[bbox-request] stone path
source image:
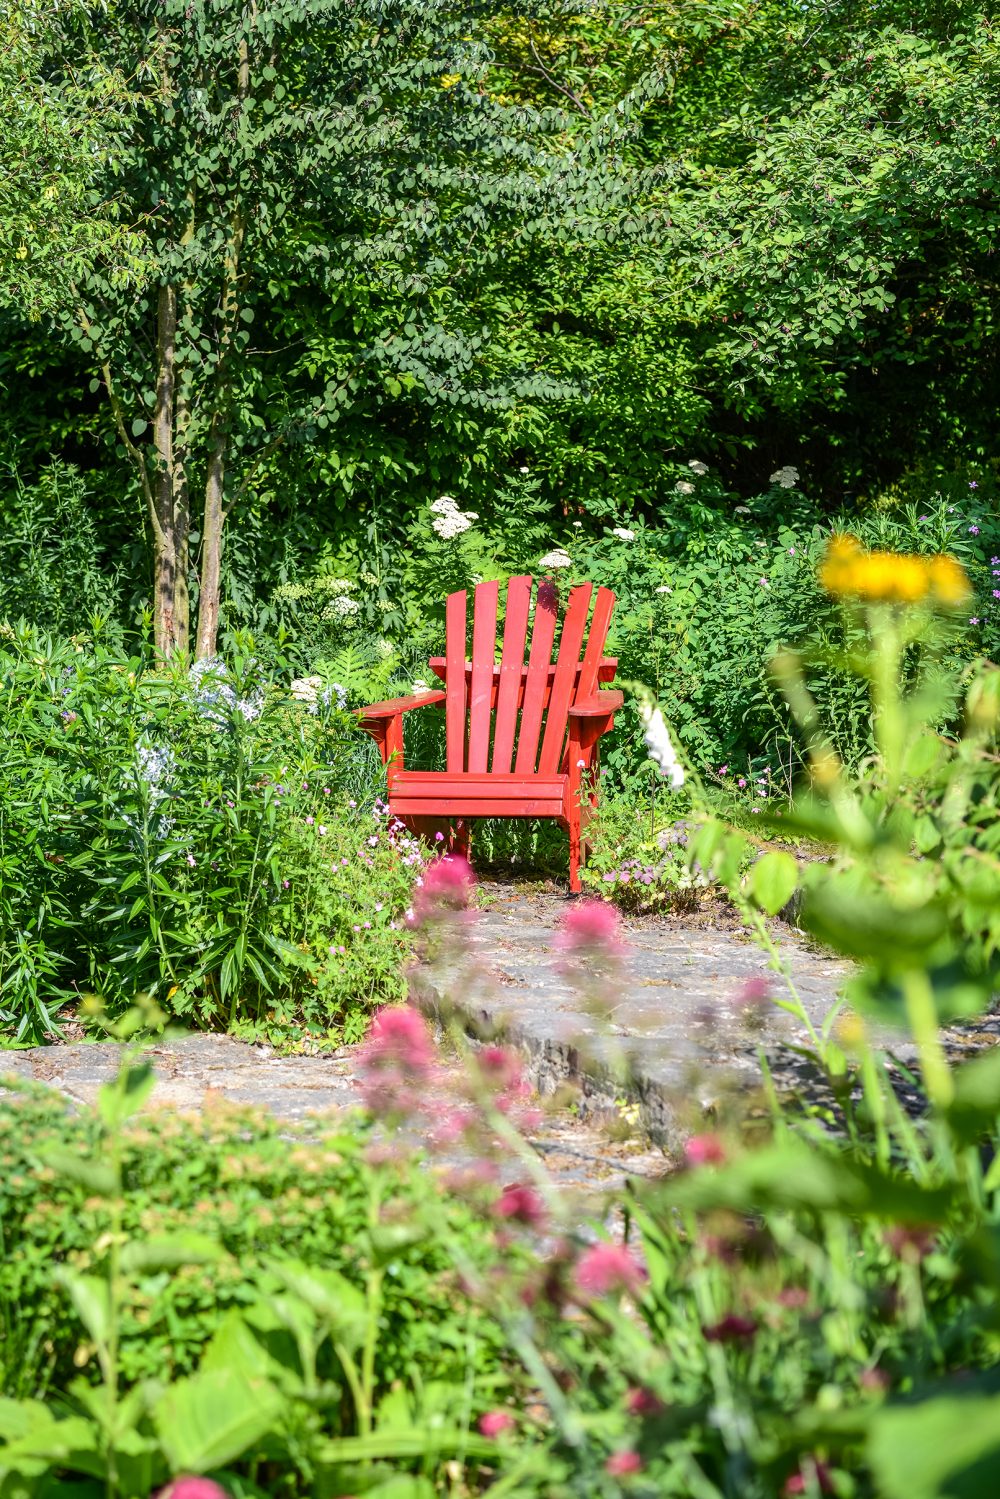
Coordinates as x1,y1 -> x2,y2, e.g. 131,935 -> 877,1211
0,883 -> 859,1180
415,883 -> 853,1147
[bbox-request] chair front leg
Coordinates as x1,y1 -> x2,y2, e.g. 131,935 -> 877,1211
359,712 -> 404,787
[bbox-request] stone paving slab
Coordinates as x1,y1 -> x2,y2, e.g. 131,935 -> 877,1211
0,1028 -> 669,1196
3,1034 -> 360,1120
413,885 -> 856,1146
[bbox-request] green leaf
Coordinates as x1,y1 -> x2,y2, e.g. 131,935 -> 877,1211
945,1046 -> 1000,1144
97,1061 -> 155,1127
130,418 -> 147,437
868,1378 -> 1000,1499
268,1261 -> 368,1349
53,1270 -> 111,1348
40,1151 -> 116,1197
747,851 -> 798,915
120,1231 -> 224,1273
154,1367 -> 283,1472
655,1138 -> 954,1223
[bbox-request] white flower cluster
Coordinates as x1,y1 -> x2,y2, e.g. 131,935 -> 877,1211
291,676 -> 348,713
770,465 -> 800,488
136,743 -> 175,792
639,701 -> 685,789
431,495 -> 478,539
321,594 -> 361,620
674,480 -> 695,494
124,743 -> 176,842
688,459 -> 709,475
611,527 -> 635,541
539,547 -> 572,569
189,656 -> 263,725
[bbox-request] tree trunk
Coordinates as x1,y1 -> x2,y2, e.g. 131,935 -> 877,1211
192,25 -> 250,661
195,419 -> 226,660
152,282 -> 179,656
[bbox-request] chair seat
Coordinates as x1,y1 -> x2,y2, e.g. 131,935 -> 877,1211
390,771 -> 568,819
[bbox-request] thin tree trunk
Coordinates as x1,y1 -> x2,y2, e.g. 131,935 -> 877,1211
152,282 -> 179,656
193,23 -> 251,660
195,418 -> 226,660
172,359 -> 191,655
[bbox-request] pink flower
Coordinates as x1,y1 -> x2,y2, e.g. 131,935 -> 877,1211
737,975 -> 771,1005
410,854 -> 475,924
574,1243 -> 646,1299
478,1410 -> 515,1438
157,1481 -> 230,1499
684,1134 -> 726,1167
605,1450 -> 643,1476
477,1045 -> 523,1092
555,899 -> 623,953
702,1313 -> 757,1343
624,1386 -> 665,1417
357,1006 -> 436,1117
784,1458 -> 834,1495
496,1183 -> 547,1229
363,1006 -> 434,1071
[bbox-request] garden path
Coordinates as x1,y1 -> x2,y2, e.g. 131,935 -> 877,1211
0,883 -> 861,1187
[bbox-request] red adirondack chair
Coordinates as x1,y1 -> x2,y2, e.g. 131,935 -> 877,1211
357,576 -> 623,892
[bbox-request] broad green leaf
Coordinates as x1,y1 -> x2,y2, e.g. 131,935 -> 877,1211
54,1271 -> 111,1347
868,1379 -> 1000,1499
655,1139 -> 954,1223
97,1061 -> 155,1127
154,1367 -> 283,1472
41,1151 -> 116,1196
120,1231 -> 224,1273
268,1261 -> 368,1350
747,851 -> 798,915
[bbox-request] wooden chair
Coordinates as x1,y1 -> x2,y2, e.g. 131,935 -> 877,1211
357,576 -> 623,892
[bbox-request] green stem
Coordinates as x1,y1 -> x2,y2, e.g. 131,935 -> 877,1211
360,1175 -> 384,1438
902,968 -> 953,1110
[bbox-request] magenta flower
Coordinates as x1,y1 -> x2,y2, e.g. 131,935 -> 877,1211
157,1481 -> 230,1499
702,1313 -> 757,1343
357,1006 -> 436,1117
740,971 -> 773,1007
555,899 -> 623,953
478,1410 -> 515,1438
624,1386 -> 665,1416
410,854 -> 475,925
496,1183 -> 547,1229
575,1243 -> 646,1299
605,1450 -> 643,1476
684,1133 -> 726,1167
784,1458 -> 834,1495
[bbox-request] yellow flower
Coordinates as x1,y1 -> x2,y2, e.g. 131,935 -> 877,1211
440,73 -> 461,88
926,553 -> 972,607
819,535 -> 970,609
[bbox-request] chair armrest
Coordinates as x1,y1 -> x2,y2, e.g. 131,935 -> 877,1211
356,691 -> 446,724
568,691 -> 625,718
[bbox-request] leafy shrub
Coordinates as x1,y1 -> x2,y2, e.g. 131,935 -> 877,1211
0,1069 -> 517,1496
0,627 -> 426,1043
0,460 -> 123,635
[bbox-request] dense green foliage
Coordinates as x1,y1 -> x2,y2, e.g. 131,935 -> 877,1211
1,3 -> 996,696
0,626 -> 422,1042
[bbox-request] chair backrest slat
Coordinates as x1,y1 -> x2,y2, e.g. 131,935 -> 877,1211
537,583 -> 594,774
445,589 -> 468,771
491,575 -> 532,773
467,580 -> 500,773
576,585 -> 616,700
514,579 -> 559,774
